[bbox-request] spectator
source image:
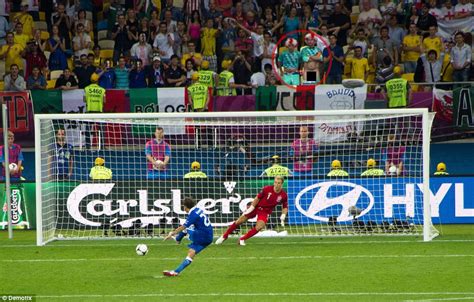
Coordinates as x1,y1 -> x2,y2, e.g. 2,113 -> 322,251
201,18 -> 219,72
373,26 -> 398,67
153,21 -> 175,64
441,0 -> 455,20
301,32 -> 323,83
375,56 -> 395,86
12,1 -> 34,38
327,3 -> 351,46
13,22 -> 29,48
282,7 -> 301,41
165,54 -> 186,87
387,15 -> 404,47
126,8 -> 140,44
97,59 -> 116,89
233,2 -> 245,23
257,31 -> 273,70
181,41 -> 203,68
351,27 -> 370,57
417,3 -> 437,34
214,0 -> 232,18
323,34 -> 344,84
163,9 -> 177,33
111,14 -> 131,64
54,68 -> 79,90
32,29 -> 46,53
4,64 -> 26,91
24,41 -> 47,79
263,7 -> 278,32
114,56 -> 130,89
106,0 -> 126,34
317,24 -> 330,52
233,51 -> 252,94
138,17 -> 152,45
454,0 -> 472,19
51,3 -> 72,49
73,9 -> 92,37
384,134 -> 406,176
451,32 -> 471,83
405,5 -> 419,31
205,0 -> 222,20
26,65 -> 46,90
380,0 -> 398,21
149,10 -> 161,43
234,22 -> 267,72
243,11 -> 258,32
402,23 -> 422,73
0,32 -> 25,73
91,45 -> 102,68
357,0 -> 383,39
250,64 -> 266,94
173,20 -> 187,58
428,0 -> 443,19
74,54 -> 96,89
187,10 -> 202,51
72,23 -> 92,63
302,4 -> 319,31
0,15 -> 9,46
184,58 -> 197,83
161,0 -> 182,22
146,55 -> 166,87
184,0 -> 200,24
48,25 -> 68,71
278,38 -> 301,85
347,46 -> 369,82
188,73 -> 209,111
422,25 -> 442,57
129,59 -> 147,88
131,32 -> 153,66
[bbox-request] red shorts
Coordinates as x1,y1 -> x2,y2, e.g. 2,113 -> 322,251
244,207 -> 272,223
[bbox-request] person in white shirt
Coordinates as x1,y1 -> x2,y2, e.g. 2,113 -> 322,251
261,31 -> 276,72
131,32 -> 153,66
153,21 -> 175,64
357,0 -> 383,38
72,23 -> 92,61
440,0 -> 456,20
454,0 -> 472,19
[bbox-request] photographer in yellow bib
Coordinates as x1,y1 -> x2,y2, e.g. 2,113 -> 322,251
89,157 -> 112,180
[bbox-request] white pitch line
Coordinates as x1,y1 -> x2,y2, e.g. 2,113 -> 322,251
2,254 -> 474,263
405,298 -> 474,302
35,292 -> 474,300
1,239 -> 473,248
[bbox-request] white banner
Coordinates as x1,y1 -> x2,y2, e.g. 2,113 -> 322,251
157,88 -> 186,135
62,90 -> 86,147
438,17 -> 474,39
313,84 -> 367,142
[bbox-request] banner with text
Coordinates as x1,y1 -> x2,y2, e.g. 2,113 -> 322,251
0,92 -> 34,139
453,86 -> 474,131
313,84 -> 367,142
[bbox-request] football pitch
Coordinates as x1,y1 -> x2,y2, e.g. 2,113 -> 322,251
1,225 -> 473,302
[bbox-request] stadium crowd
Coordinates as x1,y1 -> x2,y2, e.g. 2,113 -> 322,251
0,0 -> 472,96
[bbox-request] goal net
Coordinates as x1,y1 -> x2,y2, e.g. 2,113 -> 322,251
35,109 -> 438,245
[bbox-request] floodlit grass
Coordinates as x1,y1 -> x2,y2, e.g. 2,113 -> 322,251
0,225 -> 473,302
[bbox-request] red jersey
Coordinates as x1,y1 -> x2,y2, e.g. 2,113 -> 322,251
256,185 -> 288,214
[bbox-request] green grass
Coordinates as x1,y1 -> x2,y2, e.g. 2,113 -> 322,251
0,225 -> 473,302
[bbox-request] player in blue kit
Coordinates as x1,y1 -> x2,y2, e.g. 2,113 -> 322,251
163,197 -> 213,276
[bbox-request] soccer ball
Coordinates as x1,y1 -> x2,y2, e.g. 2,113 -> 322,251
8,163 -> 17,172
136,244 -> 148,256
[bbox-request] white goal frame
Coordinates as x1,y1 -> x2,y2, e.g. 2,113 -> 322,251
35,109 -> 437,245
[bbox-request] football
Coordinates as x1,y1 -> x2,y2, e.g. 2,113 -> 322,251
8,163 -> 17,172
136,244 -> 148,256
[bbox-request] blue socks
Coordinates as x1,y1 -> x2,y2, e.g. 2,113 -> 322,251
175,256 -> 193,273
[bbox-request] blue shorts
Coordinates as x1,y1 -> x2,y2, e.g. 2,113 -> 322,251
188,230 -> 213,254
147,170 -> 169,179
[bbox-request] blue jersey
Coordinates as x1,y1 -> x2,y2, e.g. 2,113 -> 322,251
184,207 -> 213,240
55,143 -> 73,176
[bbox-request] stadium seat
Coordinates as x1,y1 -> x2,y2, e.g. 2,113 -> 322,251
34,21 -> 48,31
350,14 -> 359,25
0,81 -> 4,91
39,11 -> 46,21
97,20 -> 108,31
44,51 -> 51,61
47,79 -> 56,89
99,49 -> 114,60
40,31 -> 50,40
98,40 -> 115,50
86,11 -> 93,21
98,30 -> 108,41
401,73 -> 418,91
50,70 -> 63,80
352,6 -> 360,14
0,64 -> 5,79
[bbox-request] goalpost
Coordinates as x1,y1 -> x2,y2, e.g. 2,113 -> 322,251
35,109 -> 438,246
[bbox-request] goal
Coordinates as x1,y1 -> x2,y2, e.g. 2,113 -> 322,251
35,109 -> 438,245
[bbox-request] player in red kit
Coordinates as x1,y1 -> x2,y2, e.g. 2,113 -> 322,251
215,176 -> 288,246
